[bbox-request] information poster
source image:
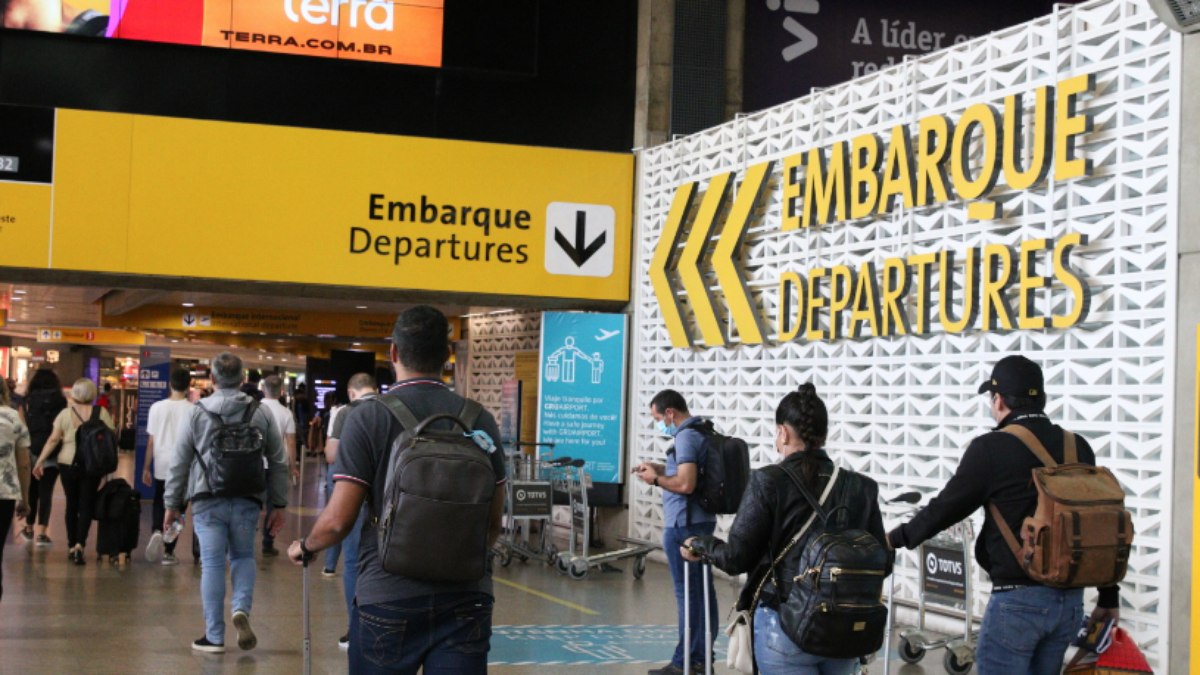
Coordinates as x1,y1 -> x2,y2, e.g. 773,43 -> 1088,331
536,312 -> 627,484
135,347 -> 170,498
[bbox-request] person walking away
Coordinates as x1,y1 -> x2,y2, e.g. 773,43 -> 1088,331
321,372 -> 378,650
96,382 -> 114,414
18,369 -> 66,547
0,377 -> 32,601
681,383 -> 890,675
164,352 -> 289,653
142,368 -> 196,565
241,370 -> 264,402
888,355 -> 1123,675
632,389 -> 719,674
287,306 -> 507,674
259,375 -> 300,557
32,378 -> 116,565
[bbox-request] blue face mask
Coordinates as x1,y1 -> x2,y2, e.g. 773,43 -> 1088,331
656,420 -> 677,437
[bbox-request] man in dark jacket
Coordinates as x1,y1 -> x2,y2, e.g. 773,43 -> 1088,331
888,355 -> 1121,675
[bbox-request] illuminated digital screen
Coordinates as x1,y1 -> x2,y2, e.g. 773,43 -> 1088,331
5,0 -> 444,67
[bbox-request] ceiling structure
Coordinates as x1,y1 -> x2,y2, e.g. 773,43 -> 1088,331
1,282 -> 501,371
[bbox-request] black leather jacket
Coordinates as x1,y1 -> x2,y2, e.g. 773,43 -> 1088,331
690,449 -> 888,611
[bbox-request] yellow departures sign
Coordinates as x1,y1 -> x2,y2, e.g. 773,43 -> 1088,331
651,162 -> 773,347
652,74 -> 1095,349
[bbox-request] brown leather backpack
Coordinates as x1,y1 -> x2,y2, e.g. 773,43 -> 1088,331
988,425 -> 1133,588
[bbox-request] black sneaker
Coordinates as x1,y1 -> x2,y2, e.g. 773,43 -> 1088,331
262,545 -> 279,557
338,634 -> 349,651
647,665 -> 686,675
192,637 -> 225,653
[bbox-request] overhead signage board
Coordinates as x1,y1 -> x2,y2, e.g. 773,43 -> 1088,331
536,312 -> 627,484
651,74 -> 1095,348
0,105 -> 634,305
104,305 -> 399,337
743,0 -> 1061,112
36,327 -> 145,346
8,0 -> 444,68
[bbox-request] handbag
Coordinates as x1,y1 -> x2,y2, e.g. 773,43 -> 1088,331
724,466 -> 841,674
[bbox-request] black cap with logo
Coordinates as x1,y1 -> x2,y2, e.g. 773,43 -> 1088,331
977,355 -> 1044,398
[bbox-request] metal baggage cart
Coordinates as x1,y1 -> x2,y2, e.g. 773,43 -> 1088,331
885,491 -> 980,675
549,457 -> 655,580
493,442 -> 559,567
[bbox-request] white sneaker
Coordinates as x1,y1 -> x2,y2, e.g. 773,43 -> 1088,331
145,532 -> 163,563
338,634 -> 349,651
232,610 -> 257,651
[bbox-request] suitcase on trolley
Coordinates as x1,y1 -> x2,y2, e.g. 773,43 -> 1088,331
683,560 -> 716,675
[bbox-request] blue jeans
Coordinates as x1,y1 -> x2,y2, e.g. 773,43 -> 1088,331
663,522 -> 719,668
193,498 -> 260,645
975,585 -> 1083,675
753,605 -> 857,675
348,592 -> 493,674
340,506 -> 367,622
323,466 -> 342,570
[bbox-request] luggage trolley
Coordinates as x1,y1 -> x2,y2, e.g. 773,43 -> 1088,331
885,491 -> 980,675
494,442 -> 559,568
549,457 -> 655,581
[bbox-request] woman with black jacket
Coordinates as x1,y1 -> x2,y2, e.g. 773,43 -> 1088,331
18,369 -> 66,547
682,383 -> 889,675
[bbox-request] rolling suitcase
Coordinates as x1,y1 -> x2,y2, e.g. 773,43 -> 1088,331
95,478 -> 140,561
683,560 -> 715,675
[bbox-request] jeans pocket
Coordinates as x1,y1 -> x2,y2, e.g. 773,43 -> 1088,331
449,600 -> 493,654
359,607 -> 408,667
996,601 -> 1050,653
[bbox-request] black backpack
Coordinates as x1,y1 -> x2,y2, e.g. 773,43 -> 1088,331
776,465 -> 890,659
74,407 -> 118,478
689,420 -> 750,514
194,401 -> 268,498
373,395 -> 496,582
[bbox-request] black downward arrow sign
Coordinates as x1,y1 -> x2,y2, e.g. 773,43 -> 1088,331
554,211 -> 606,267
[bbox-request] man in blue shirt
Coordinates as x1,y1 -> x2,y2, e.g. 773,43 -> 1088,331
634,389 -> 718,675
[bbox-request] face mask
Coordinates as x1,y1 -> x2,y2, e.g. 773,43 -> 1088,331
656,420 -> 677,436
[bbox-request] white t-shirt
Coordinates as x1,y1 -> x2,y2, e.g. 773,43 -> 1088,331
0,406 -> 31,501
147,398 -> 195,481
261,398 -> 296,445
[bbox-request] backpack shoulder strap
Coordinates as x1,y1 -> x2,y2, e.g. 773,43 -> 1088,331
987,502 -> 1026,564
1062,428 -> 1078,464
241,400 -> 260,424
458,399 -> 483,429
755,464 -> 840,607
373,394 -> 421,432
89,406 -> 101,422
1000,425 -> 1057,468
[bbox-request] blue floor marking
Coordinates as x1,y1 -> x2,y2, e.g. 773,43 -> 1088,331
489,624 -> 729,665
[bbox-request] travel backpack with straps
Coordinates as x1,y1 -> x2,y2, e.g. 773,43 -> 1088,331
373,395 -> 497,582
193,401 -> 268,498
988,425 -> 1133,588
690,419 -> 751,515
775,464 -> 890,659
75,406 -> 118,478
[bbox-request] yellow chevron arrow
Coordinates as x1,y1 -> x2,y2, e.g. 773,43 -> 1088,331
679,173 -> 732,347
650,182 -> 697,347
713,161 -> 773,345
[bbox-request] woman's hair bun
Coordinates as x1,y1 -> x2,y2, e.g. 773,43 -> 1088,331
797,382 -> 817,396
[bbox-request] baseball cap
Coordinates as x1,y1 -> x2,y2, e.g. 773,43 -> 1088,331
977,355 -> 1044,397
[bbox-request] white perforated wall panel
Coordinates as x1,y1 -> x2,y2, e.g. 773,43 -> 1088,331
631,0 -> 1178,664
467,311 -> 542,420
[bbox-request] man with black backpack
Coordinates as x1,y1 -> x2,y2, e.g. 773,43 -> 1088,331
287,306 -> 507,674
888,355 -> 1126,675
633,390 -> 720,675
164,352 -> 290,654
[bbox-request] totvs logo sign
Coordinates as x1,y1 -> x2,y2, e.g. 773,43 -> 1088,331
103,0 -> 443,67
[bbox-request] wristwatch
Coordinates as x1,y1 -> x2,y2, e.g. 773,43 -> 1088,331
299,537 -> 316,564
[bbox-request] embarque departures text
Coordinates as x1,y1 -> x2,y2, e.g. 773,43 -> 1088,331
655,73 -> 1097,348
